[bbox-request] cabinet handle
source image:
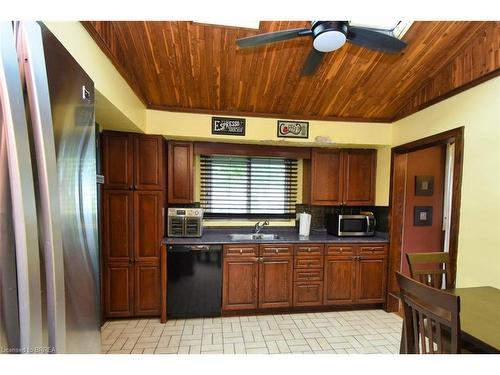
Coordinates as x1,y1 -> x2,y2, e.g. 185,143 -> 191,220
240,249 -> 243,254
307,248 -> 311,253
275,249 -> 279,253
340,248 -> 343,253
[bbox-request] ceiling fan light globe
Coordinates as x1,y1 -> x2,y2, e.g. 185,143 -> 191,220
313,30 -> 347,52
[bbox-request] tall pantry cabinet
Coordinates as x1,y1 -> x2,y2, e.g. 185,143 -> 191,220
101,131 -> 165,318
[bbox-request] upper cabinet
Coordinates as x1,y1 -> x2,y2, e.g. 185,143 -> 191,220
102,131 -> 134,189
101,131 -> 165,191
306,148 -> 376,206
342,149 -> 376,206
167,141 -> 194,204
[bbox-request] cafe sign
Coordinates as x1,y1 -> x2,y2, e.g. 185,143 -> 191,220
212,117 -> 246,136
277,120 -> 309,139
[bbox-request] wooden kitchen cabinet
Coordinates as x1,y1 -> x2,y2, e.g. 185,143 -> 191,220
222,257 -> 259,311
324,256 -> 356,304
306,148 -> 376,206
102,190 -> 134,263
133,191 -> 164,263
134,134 -> 165,190
309,149 -> 343,205
293,281 -> 323,307
343,149 -> 376,206
356,256 -> 387,303
293,244 -> 324,307
167,141 -> 194,204
324,244 -> 388,305
101,131 -> 134,189
101,131 -> 165,190
258,245 -> 293,309
104,263 -> 134,317
134,263 -> 161,316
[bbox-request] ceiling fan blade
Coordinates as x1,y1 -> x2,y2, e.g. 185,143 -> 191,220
236,28 -> 311,48
347,26 -> 407,53
301,48 -> 325,76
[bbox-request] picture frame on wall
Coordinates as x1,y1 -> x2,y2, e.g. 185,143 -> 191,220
415,175 -> 434,196
277,120 -> 309,139
414,206 -> 433,226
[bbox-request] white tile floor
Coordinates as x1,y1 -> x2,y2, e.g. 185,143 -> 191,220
102,309 -> 403,354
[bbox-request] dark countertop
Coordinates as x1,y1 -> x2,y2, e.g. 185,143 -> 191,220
162,228 -> 389,245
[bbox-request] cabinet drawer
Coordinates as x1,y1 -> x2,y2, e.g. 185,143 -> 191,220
325,245 -> 355,256
260,244 -> 293,257
294,268 -> 323,282
224,244 -> 259,258
359,245 -> 387,255
294,244 -> 324,257
293,282 -> 324,307
294,257 -> 324,269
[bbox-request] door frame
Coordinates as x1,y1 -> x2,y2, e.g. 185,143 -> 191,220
385,126 -> 464,312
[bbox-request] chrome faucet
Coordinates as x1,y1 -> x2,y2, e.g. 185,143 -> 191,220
254,220 -> 269,234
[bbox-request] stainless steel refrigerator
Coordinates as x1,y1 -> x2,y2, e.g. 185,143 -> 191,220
0,21 -> 101,353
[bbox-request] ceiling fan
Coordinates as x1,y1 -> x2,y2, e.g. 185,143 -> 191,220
236,21 -> 408,76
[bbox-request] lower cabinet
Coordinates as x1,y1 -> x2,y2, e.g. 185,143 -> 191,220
104,263 -> 134,317
222,244 -> 293,312
104,262 -> 161,317
222,242 -> 388,314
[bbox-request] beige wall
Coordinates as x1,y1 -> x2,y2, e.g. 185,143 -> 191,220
392,76 -> 500,289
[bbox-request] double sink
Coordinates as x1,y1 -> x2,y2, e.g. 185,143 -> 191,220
229,233 -> 281,241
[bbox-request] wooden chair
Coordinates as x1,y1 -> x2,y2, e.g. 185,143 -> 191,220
396,272 -> 461,354
406,252 -> 452,289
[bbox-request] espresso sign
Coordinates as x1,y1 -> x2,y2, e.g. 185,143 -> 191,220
277,120 -> 309,139
212,117 -> 246,136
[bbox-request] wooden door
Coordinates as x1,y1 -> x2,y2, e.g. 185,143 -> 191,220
102,190 -> 133,263
258,256 -> 293,309
134,263 -> 161,316
343,149 -> 376,205
356,256 -> 387,303
134,191 -> 163,263
134,134 -> 165,190
104,263 -> 134,317
324,256 -> 356,304
167,142 -> 193,204
222,258 -> 259,311
101,131 -> 133,189
310,149 -> 343,205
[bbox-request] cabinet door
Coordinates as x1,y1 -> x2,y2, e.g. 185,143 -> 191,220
101,131 -> 134,189
167,142 -> 193,204
324,256 -> 356,305
222,258 -> 259,311
343,149 -> 376,205
293,282 -> 323,307
356,256 -> 387,303
134,264 -> 161,316
258,257 -> 293,309
102,190 -> 133,263
310,149 -> 343,205
134,191 -> 163,263
104,264 -> 134,317
134,135 -> 165,190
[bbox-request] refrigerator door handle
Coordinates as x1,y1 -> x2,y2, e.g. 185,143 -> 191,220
17,21 -> 66,353
0,21 -> 43,352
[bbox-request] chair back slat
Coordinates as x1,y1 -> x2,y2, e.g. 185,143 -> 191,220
397,272 -> 461,354
406,252 -> 452,289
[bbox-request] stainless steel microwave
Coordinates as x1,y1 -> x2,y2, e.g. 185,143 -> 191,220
326,213 -> 376,237
167,208 -> 203,237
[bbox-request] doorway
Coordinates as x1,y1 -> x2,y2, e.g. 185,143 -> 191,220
385,127 -> 464,312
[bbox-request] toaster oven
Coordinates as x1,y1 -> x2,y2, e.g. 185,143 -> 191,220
167,208 -> 203,237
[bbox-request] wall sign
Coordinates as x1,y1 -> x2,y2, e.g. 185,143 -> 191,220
415,175 -> 434,196
277,120 -> 309,139
212,117 -> 246,136
414,206 -> 433,226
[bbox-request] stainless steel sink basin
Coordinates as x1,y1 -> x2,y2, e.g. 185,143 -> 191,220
229,233 -> 281,241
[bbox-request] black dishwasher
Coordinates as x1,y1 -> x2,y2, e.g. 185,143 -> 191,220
167,244 -> 222,319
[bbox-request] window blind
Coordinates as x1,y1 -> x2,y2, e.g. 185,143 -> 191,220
200,155 -> 298,219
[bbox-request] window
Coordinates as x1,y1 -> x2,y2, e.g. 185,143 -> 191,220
200,155 -> 298,219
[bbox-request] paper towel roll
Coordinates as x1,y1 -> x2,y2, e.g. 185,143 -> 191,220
299,213 -> 311,237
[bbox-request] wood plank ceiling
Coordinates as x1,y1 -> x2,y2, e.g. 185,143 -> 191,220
82,21 -> 500,122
